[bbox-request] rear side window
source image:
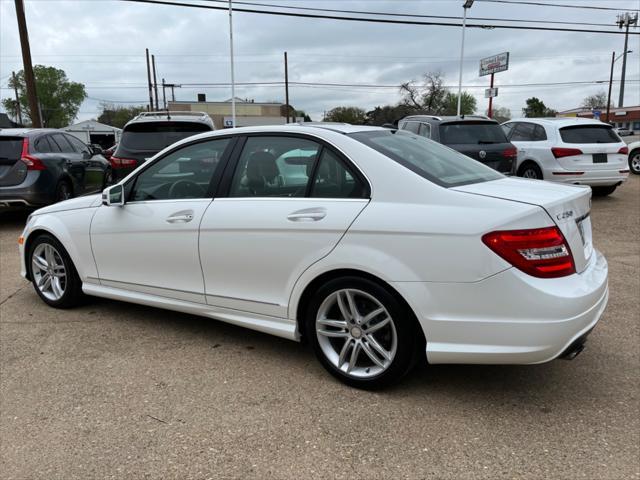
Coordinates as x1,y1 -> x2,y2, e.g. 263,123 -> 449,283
66,135 -> 90,154
34,136 -> 54,153
510,122 -> 546,141
121,122 -> 212,152
51,133 -> 74,153
439,122 -> 508,145
310,149 -> 366,199
402,121 -> 420,134
0,137 -> 23,161
559,125 -> 620,144
350,130 -> 502,188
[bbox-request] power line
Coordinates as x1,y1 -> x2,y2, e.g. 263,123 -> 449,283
199,0 -> 619,27
477,0 -> 639,12
119,0 -> 639,35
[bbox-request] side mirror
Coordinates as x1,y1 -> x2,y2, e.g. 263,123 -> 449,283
102,184 -> 124,207
89,144 -> 103,156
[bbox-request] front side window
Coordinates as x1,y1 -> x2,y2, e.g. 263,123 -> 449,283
350,129 -> 502,188
229,136 -> 320,197
130,138 -> 230,201
418,123 -> 431,138
402,121 -> 420,134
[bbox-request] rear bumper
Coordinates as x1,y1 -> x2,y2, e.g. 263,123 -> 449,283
393,249 -> 608,365
549,168 -> 628,187
0,171 -> 54,208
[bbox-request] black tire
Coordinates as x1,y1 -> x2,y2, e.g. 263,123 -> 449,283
629,149 -> 640,175
102,168 -> 114,189
518,162 -> 543,180
592,185 -> 617,197
55,179 -> 73,202
304,276 -> 420,389
27,234 -> 85,308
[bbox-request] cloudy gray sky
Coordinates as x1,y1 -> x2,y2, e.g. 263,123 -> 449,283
1,0 -> 639,123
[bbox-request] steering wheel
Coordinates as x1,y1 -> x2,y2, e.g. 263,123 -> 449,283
168,180 -> 206,199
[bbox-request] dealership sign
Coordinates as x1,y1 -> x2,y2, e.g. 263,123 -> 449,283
479,52 -> 509,77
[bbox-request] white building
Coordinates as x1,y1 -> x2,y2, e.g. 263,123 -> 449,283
63,120 -> 122,148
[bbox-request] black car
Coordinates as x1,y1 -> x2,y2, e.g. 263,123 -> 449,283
110,111 -> 215,182
0,129 -> 111,209
398,115 -> 517,174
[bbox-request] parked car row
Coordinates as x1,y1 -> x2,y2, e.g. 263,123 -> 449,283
396,115 -> 632,196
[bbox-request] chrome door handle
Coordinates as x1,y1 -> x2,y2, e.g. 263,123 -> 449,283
287,208 -> 327,222
166,211 -> 194,223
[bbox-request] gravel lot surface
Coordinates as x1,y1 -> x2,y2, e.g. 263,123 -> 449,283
1,176 -> 638,479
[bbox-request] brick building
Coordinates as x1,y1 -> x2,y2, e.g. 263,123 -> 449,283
557,105 -> 640,132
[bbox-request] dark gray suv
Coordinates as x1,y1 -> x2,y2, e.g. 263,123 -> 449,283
0,129 -> 111,209
398,115 -> 517,174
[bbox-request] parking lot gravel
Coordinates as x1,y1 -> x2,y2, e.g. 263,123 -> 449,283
1,176 -> 639,479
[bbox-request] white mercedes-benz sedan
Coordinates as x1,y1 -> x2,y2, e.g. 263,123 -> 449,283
18,124 -> 608,388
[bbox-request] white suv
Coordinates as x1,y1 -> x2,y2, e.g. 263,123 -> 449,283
502,118 -> 629,196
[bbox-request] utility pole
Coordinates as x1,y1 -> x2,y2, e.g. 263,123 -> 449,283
14,0 -> 41,127
162,78 -> 167,110
284,51 -> 290,123
11,71 -> 22,125
617,12 -> 638,108
145,49 -> 153,111
457,0 -> 474,117
606,51 -> 615,124
151,54 -> 159,111
228,0 -> 236,127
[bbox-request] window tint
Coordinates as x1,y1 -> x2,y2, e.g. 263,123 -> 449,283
533,125 -> 547,141
418,123 -> 431,138
34,136 -> 53,153
52,134 -> 74,153
66,135 -> 90,154
510,122 -> 536,141
559,125 -> 620,144
349,130 -> 502,188
310,149 -> 366,199
229,136 -> 320,197
130,138 -> 230,201
0,137 -> 23,161
501,123 -> 515,138
121,121 -> 212,152
403,121 -> 420,134
439,121 -> 508,144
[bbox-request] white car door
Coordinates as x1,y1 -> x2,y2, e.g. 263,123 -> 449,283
90,137 -> 234,303
199,135 -> 370,318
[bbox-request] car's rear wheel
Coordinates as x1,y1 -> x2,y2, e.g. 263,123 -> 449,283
28,234 -> 84,308
55,180 -> 73,202
592,185 -> 617,197
629,149 -> 640,175
518,162 -> 543,180
305,277 -> 418,389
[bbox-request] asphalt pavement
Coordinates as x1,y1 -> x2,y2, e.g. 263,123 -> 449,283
1,176 -> 638,479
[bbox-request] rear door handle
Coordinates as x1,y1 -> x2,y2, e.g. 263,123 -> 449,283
287,207 -> 327,222
166,210 -> 194,223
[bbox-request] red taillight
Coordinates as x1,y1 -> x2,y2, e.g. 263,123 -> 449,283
502,147 -> 518,159
618,146 -> 628,155
20,138 -> 46,171
109,156 -> 137,169
482,226 -> 576,279
552,147 -> 583,159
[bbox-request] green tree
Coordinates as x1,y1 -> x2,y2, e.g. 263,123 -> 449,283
522,97 -> 556,118
97,103 -> 147,129
488,105 -> 512,123
323,106 -> 367,124
581,91 -> 610,110
441,92 -> 477,116
295,109 -> 312,122
365,104 -> 417,126
2,65 -> 86,128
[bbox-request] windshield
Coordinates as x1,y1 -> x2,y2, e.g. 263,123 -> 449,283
559,125 -> 620,144
121,122 -> 211,152
439,121 -> 508,145
349,130 -> 503,188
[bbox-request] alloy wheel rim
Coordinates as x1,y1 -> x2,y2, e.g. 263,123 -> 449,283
31,243 -> 67,301
522,168 -> 539,179
316,288 -> 397,379
58,184 -> 71,200
631,154 -> 640,173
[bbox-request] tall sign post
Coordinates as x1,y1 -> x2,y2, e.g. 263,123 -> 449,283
479,52 -> 509,119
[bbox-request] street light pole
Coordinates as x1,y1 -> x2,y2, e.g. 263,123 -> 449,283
228,0 -> 236,128
457,0 -> 474,117
606,50 -> 633,124
617,12 -> 638,108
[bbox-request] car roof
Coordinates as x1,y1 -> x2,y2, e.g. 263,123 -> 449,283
124,111 -> 215,129
505,117 -> 611,128
0,128 -> 59,137
402,115 -> 496,124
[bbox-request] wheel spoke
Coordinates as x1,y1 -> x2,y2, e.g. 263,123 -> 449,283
44,245 -> 55,266
317,318 -> 348,329
361,307 -> 384,326
37,273 -> 50,287
33,255 -> 48,271
337,338 -> 352,368
361,341 -> 386,368
364,316 -> 391,335
51,277 -> 64,298
336,291 -> 353,322
41,275 -> 52,292
366,334 -> 391,362
52,265 -> 66,277
346,342 -> 361,374
344,290 -> 360,320
317,329 -> 349,338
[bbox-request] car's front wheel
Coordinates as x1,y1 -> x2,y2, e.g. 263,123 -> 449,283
305,277 -> 419,389
629,149 -> 640,175
592,185 -> 618,197
28,234 -> 84,308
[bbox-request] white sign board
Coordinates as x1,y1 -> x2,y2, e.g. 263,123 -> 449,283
485,87 -> 499,98
480,52 -> 509,77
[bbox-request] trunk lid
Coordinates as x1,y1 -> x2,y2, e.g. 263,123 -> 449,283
450,142 -> 515,174
556,124 -> 627,171
0,136 -> 28,187
453,177 -> 593,273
